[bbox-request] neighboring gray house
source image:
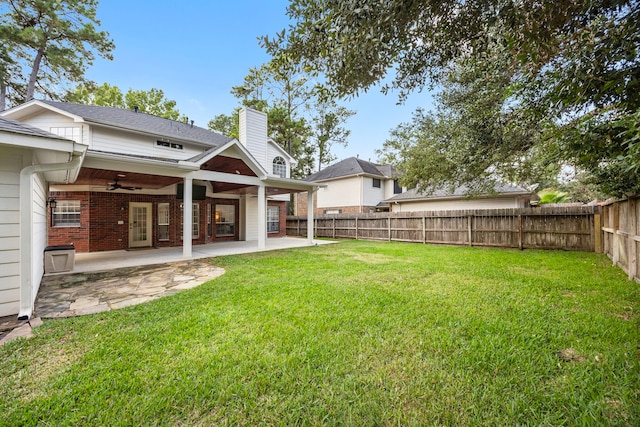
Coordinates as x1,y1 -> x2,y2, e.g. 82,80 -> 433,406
385,184 -> 533,212
296,157 -> 403,215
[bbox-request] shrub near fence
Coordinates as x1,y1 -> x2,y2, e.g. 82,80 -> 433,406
287,206 -> 600,252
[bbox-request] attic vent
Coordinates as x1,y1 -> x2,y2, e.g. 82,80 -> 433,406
157,140 -> 183,150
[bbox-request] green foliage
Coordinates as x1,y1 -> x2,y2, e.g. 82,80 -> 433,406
219,58 -> 355,178
208,111 -> 239,139
65,83 -> 184,120
0,0 -> 114,109
537,189 -> 570,205
1,241 -> 638,425
270,0 -> 640,196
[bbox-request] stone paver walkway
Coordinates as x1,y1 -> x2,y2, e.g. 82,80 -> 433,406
35,259 -> 225,318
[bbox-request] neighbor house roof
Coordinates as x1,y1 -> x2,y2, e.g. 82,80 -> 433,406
386,183 -> 531,203
14,100 -> 233,148
0,116 -> 72,141
304,157 -> 395,182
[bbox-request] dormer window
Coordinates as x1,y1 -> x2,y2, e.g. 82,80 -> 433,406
157,140 -> 183,150
273,156 -> 286,178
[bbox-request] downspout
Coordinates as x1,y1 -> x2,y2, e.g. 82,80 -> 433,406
18,153 -> 84,320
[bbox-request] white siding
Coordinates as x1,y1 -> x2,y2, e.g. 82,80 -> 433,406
91,127 -> 203,159
0,148 -> 23,317
391,197 -> 525,213
239,109 -> 267,170
266,142 -> 290,178
317,177 -> 362,209
30,172 -> 47,311
244,196 -> 258,241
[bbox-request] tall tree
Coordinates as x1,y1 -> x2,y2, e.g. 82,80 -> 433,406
65,83 -> 184,120
266,0 -> 640,196
309,93 -> 355,170
208,111 -> 239,139
0,0 -> 114,110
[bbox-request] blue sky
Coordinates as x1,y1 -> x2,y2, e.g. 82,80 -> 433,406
85,0 -> 435,167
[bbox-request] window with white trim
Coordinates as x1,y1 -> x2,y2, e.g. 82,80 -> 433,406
158,203 -> 170,240
52,200 -> 81,227
267,206 -> 280,233
215,204 -> 235,237
50,127 -> 81,143
272,156 -> 286,178
179,203 -> 199,239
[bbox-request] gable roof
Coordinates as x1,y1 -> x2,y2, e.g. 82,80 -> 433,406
4,100 -> 233,148
0,115 -> 71,141
386,183 -> 531,203
304,157 -> 395,182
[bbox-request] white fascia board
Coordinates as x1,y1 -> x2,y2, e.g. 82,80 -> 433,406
190,169 -> 263,186
262,176 -> 326,191
0,99 -> 84,122
0,131 -> 84,154
267,138 -> 295,161
84,152 -> 198,177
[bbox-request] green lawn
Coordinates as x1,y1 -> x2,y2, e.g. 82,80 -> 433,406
1,241 -> 638,426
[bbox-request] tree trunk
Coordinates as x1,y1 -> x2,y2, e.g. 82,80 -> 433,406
26,47 -> 45,101
0,83 -> 6,111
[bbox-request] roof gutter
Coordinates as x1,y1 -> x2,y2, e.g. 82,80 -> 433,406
18,149 -> 86,320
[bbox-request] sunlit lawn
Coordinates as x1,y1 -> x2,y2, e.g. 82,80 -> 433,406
1,240 -> 638,425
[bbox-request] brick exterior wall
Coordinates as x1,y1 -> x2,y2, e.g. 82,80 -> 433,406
48,192 -> 288,252
268,200 -> 287,238
47,191 -> 90,252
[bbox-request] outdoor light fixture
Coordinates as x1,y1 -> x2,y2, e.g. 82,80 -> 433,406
47,197 -> 57,209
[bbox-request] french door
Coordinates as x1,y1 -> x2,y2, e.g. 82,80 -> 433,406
129,202 -> 152,248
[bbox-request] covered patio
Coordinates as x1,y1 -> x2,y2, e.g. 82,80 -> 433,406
66,236 -> 333,273
36,237 -> 335,318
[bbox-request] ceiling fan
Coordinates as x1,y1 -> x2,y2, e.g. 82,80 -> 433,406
107,179 -> 141,191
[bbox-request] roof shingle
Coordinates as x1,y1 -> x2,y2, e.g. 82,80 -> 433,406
304,157 -> 394,181
40,100 -> 232,148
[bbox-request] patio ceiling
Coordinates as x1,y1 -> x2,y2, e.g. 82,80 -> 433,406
74,168 -> 182,189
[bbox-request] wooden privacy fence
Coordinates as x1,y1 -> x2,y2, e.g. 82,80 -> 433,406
287,206 -> 601,252
602,197 -> 640,281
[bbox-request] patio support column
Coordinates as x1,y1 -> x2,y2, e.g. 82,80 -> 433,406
307,190 -> 315,244
183,176 -> 193,257
258,184 -> 266,250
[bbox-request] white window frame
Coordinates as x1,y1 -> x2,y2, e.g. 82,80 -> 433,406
272,156 -> 287,178
215,204 -> 235,237
158,203 -> 170,241
51,200 -> 81,227
267,206 -> 280,233
50,127 -> 81,143
180,203 -> 199,239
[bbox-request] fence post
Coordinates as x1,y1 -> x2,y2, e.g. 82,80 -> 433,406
355,216 -> 358,240
332,217 -> 336,239
518,214 -> 523,250
388,214 -> 392,241
594,213 -> 602,253
422,216 -> 426,244
297,218 -> 300,237
467,215 -> 473,247
628,199 -> 637,280
613,203 -> 620,266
